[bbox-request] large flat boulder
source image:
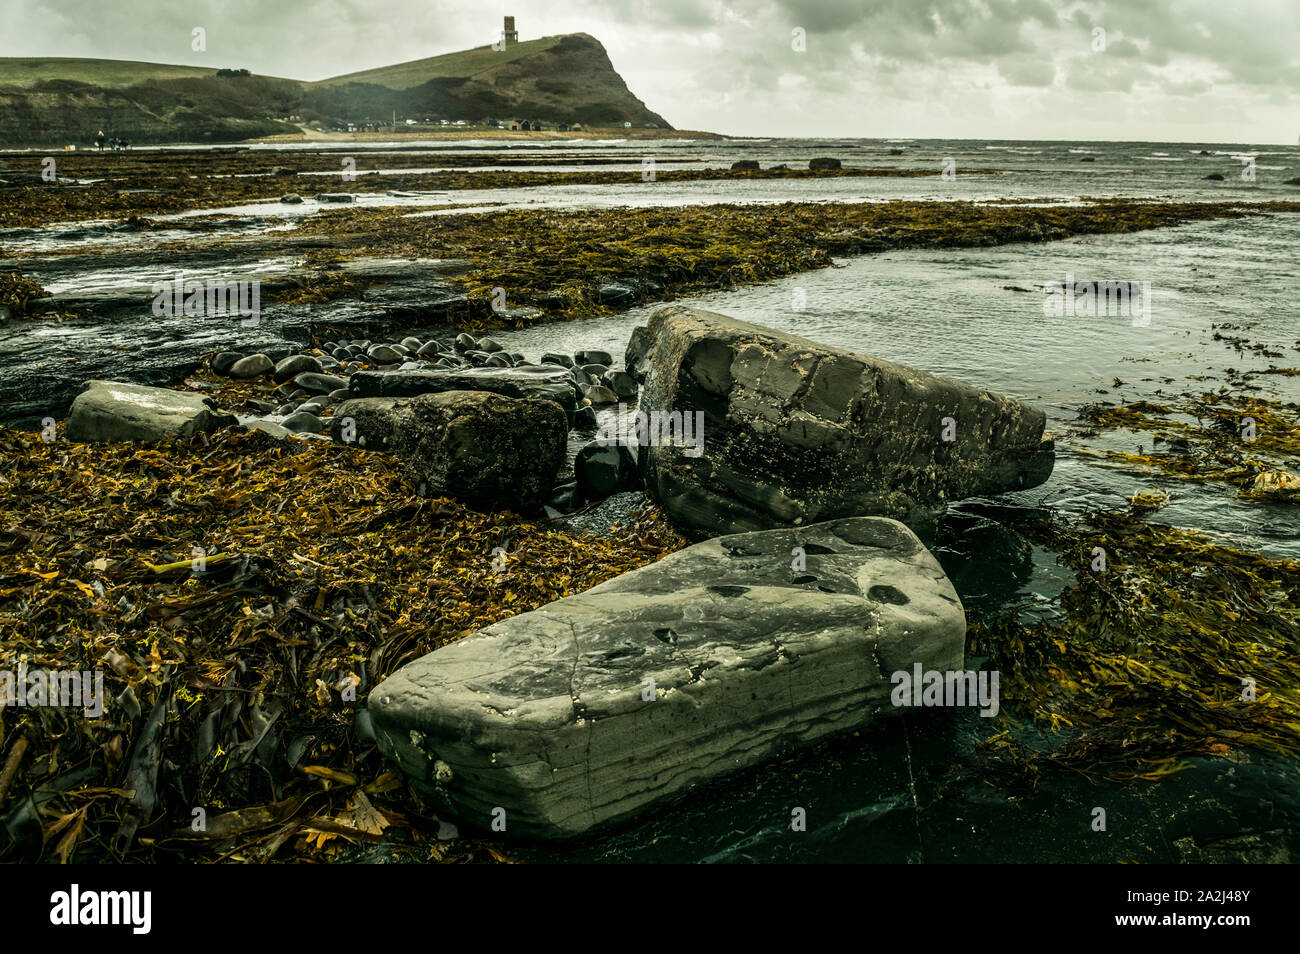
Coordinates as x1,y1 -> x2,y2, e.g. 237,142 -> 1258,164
627,306 -> 1054,536
65,380 -> 236,442
368,516 -> 965,839
348,366 -> 577,425
330,390 -> 566,511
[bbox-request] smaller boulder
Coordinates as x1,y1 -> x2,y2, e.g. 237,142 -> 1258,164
66,381 -> 236,443
582,384 -> 619,407
546,479 -> 581,514
575,441 -> 641,501
602,369 -> 639,400
211,351 -> 244,376
274,354 -> 323,383
228,353 -> 274,379
282,411 -> 323,433
575,349 -> 614,367
293,371 -> 349,395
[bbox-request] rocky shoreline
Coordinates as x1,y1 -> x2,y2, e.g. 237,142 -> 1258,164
6,196 -> 1298,429
3,151 -> 1299,861
4,304 -> 1065,847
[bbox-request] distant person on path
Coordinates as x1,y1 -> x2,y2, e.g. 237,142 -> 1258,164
95,130 -> 106,152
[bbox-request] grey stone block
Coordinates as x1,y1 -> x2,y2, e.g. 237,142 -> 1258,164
65,380 -> 236,442
369,516 -> 965,839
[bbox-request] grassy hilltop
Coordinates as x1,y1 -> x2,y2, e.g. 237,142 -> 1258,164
0,57 -> 221,88
317,36 -> 564,88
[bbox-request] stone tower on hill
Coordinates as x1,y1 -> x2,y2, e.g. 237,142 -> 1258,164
504,17 -> 519,44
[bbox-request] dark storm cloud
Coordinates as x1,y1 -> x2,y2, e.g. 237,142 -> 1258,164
6,0 -> 1298,139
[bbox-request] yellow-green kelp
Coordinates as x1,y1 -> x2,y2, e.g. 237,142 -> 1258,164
971,508 -> 1300,789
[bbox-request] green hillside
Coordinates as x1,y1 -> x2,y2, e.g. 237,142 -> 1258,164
316,36 -> 563,89
0,34 -> 672,145
0,57 -> 221,88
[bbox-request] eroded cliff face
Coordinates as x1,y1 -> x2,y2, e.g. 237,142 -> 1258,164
473,34 -> 671,127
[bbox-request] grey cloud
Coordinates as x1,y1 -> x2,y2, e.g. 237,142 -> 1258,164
4,0 -> 1297,140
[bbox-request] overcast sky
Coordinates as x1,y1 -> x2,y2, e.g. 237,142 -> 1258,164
6,0 -> 1298,142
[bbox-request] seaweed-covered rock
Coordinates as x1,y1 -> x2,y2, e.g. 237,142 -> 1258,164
810,157 -> 842,170
330,390 -> 567,511
628,306 -> 1054,536
368,516 -> 965,838
66,380 -> 236,442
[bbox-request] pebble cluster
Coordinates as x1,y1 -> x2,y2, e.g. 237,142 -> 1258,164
210,331 -> 647,514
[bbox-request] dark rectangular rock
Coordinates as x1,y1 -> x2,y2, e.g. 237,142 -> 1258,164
628,306 -> 1055,536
